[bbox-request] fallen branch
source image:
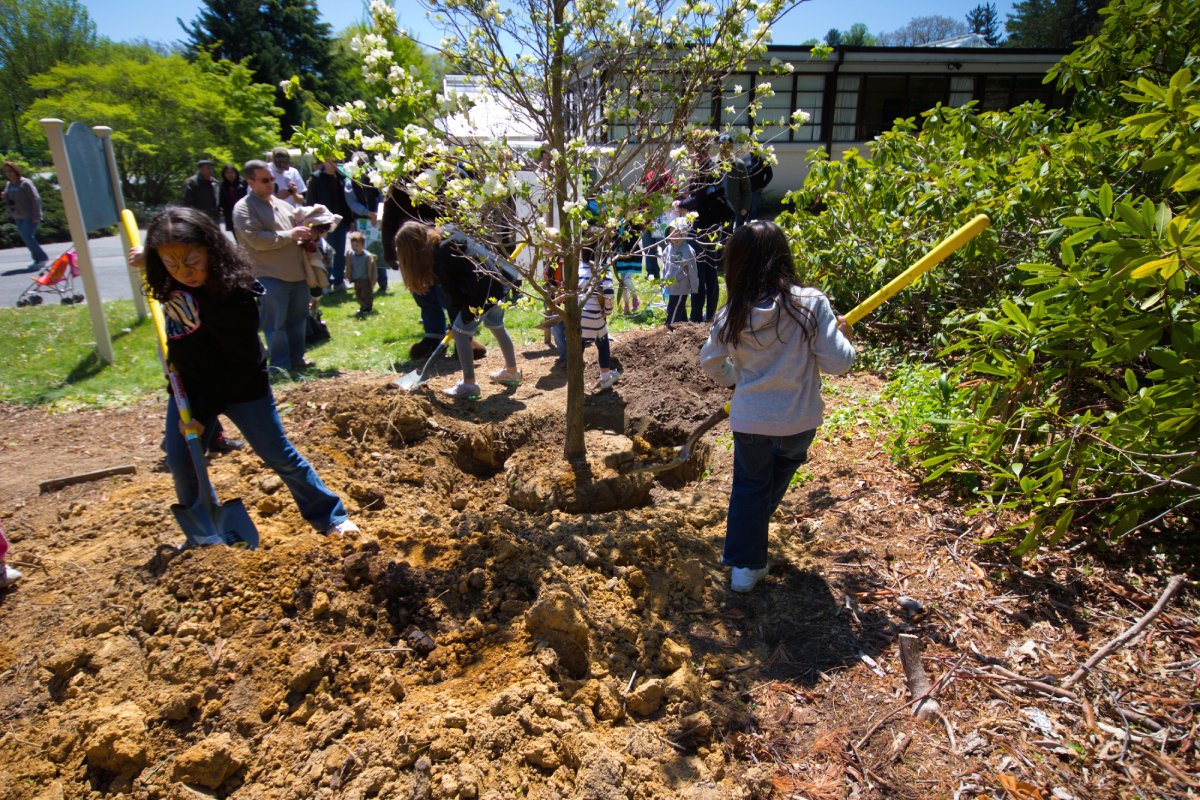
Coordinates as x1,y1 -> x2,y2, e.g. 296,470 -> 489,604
898,634 -> 940,721
1062,575 -> 1187,690
38,465 -> 137,493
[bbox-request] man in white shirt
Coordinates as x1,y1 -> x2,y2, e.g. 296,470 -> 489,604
269,147 -> 306,207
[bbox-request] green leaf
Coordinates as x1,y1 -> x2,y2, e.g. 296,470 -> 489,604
1099,183 -> 1113,217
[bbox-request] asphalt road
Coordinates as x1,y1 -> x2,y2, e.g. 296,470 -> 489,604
1,233 -> 143,308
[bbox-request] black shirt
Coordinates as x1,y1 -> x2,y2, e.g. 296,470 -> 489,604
164,281 -> 268,420
433,239 -> 507,326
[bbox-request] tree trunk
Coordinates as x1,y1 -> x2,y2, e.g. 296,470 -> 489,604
562,299 -> 586,459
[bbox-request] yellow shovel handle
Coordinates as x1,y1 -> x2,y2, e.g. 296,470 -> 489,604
844,214 -> 990,325
121,209 -> 172,362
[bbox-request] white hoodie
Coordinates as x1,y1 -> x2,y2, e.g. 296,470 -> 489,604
699,286 -> 855,436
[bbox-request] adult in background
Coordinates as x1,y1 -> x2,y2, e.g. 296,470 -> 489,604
343,152 -> 383,290
3,161 -> 48,269
307,156 -> 354,290
181,158 -> 220,224
746,149 -> 773,221
233,159 -> 314,373
639,156 -> 674,280
218,164 -> 247,233
676,132 -> 734,323
269,147 -> 306,208
720,134 -> 752,231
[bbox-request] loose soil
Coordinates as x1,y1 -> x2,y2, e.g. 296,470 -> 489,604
0,324 -> 1195,800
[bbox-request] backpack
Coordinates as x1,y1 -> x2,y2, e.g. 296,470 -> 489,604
306,306 -> 330,344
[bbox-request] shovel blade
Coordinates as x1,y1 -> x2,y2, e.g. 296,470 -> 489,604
394,370 -> 426,391
171,497 -> 259,550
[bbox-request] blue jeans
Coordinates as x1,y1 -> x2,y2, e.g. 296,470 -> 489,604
413,286 -> 451,338
749,190 -> 762,220
327,223 -> 348,286
16,219 -> 48,265
666,294 -> 688,324
164,393 -> 348,531
723,428 -> 817,569
451,304 -> 515,383
257,277 -> 310,370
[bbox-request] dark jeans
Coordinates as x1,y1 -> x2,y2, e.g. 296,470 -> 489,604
665,294 -> 688,324
327,222 -> 348,286
413,286 -> 451,337
164,393 -> 348,531
641,230 -> 662,279
16,219 -> 48,264
690,246 -> 721,322
723,428 -> 817,569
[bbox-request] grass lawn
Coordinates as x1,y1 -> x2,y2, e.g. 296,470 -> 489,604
0,276 -> 679,410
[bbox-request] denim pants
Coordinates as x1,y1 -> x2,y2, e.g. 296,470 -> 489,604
666,294 -> 688,324
413,286 -> 451,338
326,223 -> 348,286
164,393 -> 348,531
723,428 -> 817,569
690,241 -> 721,322
16,219 -> 48,264
257,277 -> 310,370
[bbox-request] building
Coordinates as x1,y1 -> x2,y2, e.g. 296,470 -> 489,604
604,44 -> 1069,193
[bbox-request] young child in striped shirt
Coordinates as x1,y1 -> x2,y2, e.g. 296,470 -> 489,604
578,252 -> 619,390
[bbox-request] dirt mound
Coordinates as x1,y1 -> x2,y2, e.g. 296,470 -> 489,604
0,329 -> 1196,799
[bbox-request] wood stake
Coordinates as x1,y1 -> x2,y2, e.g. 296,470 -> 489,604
39,465 -> 137,493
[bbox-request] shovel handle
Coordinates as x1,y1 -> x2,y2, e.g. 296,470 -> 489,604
844,214 -> 990,326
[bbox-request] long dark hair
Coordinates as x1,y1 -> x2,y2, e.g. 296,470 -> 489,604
718,220 -> 816,347
393,220 -> 440,295
143,206 -> 254,301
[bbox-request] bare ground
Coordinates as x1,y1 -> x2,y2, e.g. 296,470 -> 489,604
0,323 -> 1196,800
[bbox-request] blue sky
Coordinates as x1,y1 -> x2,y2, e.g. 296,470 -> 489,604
83,0 -> 1017,51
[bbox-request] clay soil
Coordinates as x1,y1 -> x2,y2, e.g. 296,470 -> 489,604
0,324 -> 1196,800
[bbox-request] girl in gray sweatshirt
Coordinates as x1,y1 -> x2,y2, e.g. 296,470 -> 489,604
699,220 -> 856,593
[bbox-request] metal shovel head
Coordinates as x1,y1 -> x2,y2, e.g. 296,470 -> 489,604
171,496 -> 259,550
394,369 -> 427,391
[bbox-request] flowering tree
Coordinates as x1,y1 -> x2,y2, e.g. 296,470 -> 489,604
297,0 -> 810,459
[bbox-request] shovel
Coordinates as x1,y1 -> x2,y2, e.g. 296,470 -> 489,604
394,331 -> 454,391
122,210 -> 259,550
614,214 -> 992,476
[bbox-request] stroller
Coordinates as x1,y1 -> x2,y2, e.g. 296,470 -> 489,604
16,249 -> 84,307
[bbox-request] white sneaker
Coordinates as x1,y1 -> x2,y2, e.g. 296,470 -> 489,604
730,566 -> 768,593
0,563 -> 22,589
443,381 -> 481,398
489,367 -> 523,387
598,369 -> 621,390
325,519 -> 360,536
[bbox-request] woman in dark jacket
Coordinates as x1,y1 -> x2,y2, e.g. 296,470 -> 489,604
675,135 -> 734,322
392,220 -> 522,398
218,164 -> 247,233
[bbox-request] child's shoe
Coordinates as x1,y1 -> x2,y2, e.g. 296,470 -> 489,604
598,369 -> 621,390
443,381 -> 482,399
632,296 -> 641,311
0,563 -> 23,589
325,519 -> 360,536
730,566 -> 768,593
489,367 -> 523,387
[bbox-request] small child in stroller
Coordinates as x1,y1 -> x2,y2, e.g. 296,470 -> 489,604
16,249 -> 83,307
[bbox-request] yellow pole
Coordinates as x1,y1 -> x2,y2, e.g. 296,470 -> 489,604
844,214 -> 990,325
120,209 -> 170,370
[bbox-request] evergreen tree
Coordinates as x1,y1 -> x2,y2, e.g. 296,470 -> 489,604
824,28 -> 841,47
1005,0 -> 1105,48
966,2 -> 1003,45
180,0 -> 350,138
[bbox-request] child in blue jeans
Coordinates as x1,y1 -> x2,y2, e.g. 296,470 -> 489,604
699,221 -> 855,593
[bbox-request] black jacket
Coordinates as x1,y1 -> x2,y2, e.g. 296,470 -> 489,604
433,238 -> 507,326
308,170 -> 353,220
164,282 -> 268,420
182,173 -> 220,222
678,157 -> 734,232
748,154 -> 774,193
218,178 -> 247,230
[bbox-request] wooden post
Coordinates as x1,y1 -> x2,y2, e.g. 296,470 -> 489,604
39,118 -> 114,364
93,126 -> 147,320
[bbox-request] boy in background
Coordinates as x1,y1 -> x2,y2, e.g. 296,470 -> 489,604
347,230 -> 378,316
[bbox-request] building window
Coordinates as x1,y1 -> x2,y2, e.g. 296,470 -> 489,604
856,74 -> 950,140
833,75 -> 860,142
980,74 -> 1064,111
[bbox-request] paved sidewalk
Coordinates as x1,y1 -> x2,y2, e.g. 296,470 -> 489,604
1,233 -> 142,308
